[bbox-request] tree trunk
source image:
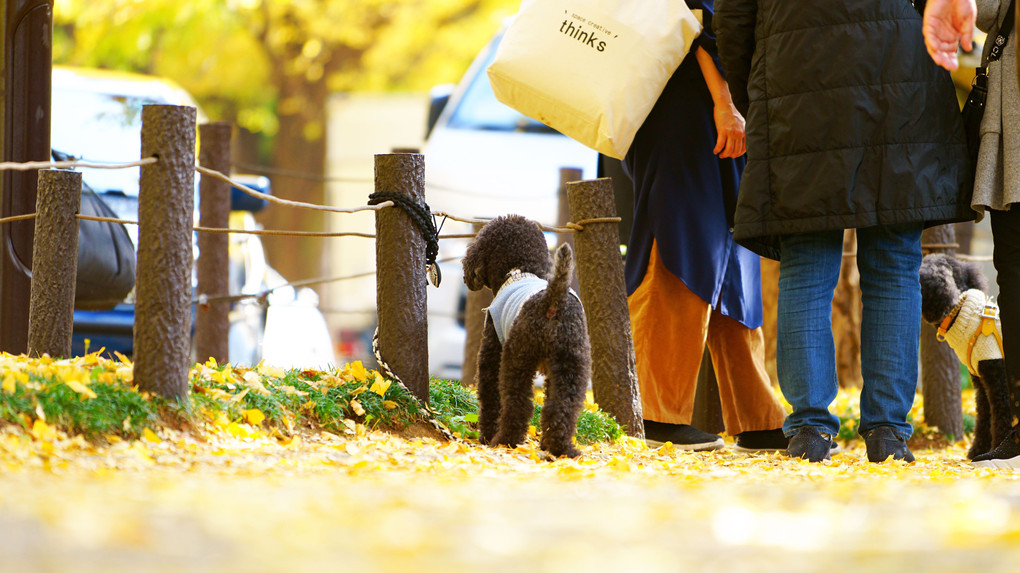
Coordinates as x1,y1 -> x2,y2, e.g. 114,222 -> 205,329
920,224 -> 964,440
256,76 -> 328,292
833,230 -> 863,388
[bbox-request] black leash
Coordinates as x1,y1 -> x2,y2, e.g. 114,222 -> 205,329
368,191 -> 441,287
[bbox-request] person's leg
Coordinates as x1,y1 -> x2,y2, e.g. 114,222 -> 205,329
629,241 -> 723,449
972,208 -> 1020,466
629,241 -> 709,424
705,311 -> 787,439
776,229 -> 844,442
991,208 -> 1020,421
856,223 -> 923,462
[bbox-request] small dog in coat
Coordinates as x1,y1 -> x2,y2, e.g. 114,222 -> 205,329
462,214 -> 591,458
919,253 -> 1010,460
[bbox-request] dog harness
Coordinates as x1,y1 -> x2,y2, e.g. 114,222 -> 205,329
937,289 -> 1005,375
484,269 -> 579,345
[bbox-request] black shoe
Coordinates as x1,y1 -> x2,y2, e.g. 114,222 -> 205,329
972,428 -> 1020,469
787,426 -> 833,462
733,429 -> 789,452
644,420 -> 724,451
865,426 -> 915,463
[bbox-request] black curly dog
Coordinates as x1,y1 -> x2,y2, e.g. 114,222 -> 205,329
919,253 -> 1011,459
463,215 -> 591,458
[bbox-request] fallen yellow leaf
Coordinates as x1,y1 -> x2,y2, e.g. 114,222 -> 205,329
31,419 -> 56,441
348,361 -> 368,382
142,428 -> 161,444
230,388 -> 251,403
369,376 -> 391,397
257,361 -> 286,379
65,380 -> 97,400
244,409 -> 266,426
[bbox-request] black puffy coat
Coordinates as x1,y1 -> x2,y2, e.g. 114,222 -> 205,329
714,0 -> 975,260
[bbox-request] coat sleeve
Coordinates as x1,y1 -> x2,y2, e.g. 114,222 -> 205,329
713,0 -> 757,117
685,0 -> 723,72
975,0 -> 1003,33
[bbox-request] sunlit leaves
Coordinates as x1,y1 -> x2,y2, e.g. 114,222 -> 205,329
53,0 -> 516,136
3,388 -> 1020,572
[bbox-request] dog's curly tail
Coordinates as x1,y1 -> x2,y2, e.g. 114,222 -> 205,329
542,243 -> 574,318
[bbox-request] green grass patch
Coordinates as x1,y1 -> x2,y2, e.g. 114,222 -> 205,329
0,366 -> 160,440
0,355 -> 624,446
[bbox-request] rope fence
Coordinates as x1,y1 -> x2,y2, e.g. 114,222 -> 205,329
8,103 -> 987,441
0,157 -> 157,172
1,162 -> 622,239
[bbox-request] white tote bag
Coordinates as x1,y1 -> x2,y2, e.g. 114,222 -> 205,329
487,0 -> 702,159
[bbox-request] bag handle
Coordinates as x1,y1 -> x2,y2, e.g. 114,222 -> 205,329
986,1 -> 1015,66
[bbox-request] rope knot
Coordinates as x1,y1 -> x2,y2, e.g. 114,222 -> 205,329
368,191 -> 441,286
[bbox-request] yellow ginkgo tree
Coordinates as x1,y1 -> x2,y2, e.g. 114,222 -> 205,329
53,0 -> 516,284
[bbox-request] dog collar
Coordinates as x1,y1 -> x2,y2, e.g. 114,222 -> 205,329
497,268 -> 540,295
936,293 -> 968,342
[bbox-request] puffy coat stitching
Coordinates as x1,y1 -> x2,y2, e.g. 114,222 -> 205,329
763,140 -> 966,161
758,79 -> 934,103
755,16 -> 915,42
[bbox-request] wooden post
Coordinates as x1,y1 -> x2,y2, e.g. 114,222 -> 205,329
566,177 -> 644,438
461,222 -> 492,388
374,153 -> 429,403
920,224 -> 963,440
194,122 -> 232,365
134,104 -> 197,401
27,169 -> 80,358
557,167 -> 583,246
558,167 -> 583,293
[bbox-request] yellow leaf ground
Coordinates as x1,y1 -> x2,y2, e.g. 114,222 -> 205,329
2,414 -> 1020,571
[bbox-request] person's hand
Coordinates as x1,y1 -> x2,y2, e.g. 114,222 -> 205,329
923,0 -> 977,71
713,102 -> 746,159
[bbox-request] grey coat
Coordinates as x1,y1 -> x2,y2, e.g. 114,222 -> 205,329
974,0 -> 1020,212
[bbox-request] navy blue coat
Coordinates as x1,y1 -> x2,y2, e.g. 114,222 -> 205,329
624,0 -> 764,329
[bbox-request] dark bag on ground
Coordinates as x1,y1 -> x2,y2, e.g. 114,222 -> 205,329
74,180 -> 136,310
961,1 -> 1015,166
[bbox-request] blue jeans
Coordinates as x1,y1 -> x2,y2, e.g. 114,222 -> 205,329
777,224 -> 923,440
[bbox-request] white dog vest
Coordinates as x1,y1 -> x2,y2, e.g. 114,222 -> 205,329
937,289 -> 1005,375
484,269 -> 579,345
485,271 -> 548,345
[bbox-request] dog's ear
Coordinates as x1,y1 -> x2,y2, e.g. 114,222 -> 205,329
919,262 -> 962,324
462,242 -> 483,291
468,266 -> 488,291
955,258 -> 988,292
462,249 -> 487,291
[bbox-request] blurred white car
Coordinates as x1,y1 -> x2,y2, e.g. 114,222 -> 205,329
51,66 -> 335,368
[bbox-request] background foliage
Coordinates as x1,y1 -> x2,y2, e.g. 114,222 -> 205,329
53,0 -> 517,284
53,0 -> 515,137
